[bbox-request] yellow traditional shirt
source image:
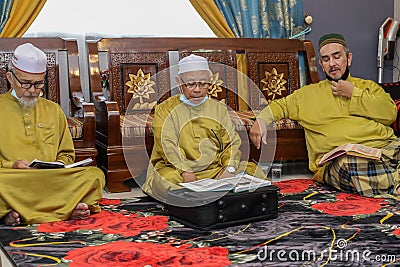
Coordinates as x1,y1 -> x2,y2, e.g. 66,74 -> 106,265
143,95 -> 267,200
150,95 -> 241,180
0,90 -> 75,168
0,91 -> 104,224
257,76 -> 397,181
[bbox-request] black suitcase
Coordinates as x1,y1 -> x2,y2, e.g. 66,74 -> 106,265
165,185 -> 279,230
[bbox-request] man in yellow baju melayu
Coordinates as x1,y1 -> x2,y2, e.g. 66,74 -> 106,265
250,33 -> 400,199
142,54 -> 266,201
0,43 -> 105,226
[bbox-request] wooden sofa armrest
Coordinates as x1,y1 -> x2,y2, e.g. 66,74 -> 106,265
304,40 -> 320,84
94,99 -> 121,147
69,90 -> 96,148
81,102 -> 96,148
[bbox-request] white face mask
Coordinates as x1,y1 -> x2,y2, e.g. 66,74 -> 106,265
12,89 -> 40,109
11,89 -> 43,99
179,93 -> 208,107
11,89 -> 20,99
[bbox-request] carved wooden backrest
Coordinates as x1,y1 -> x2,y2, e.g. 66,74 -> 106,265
179,50 -> 237,110
95,39 -> 171,114
246,49 -> 300,110
89,38 -> 319,113
245,39 -> 319,111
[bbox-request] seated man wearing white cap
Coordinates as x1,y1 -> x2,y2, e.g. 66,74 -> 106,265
142,54 -> 266,201
0,43 -> 105,226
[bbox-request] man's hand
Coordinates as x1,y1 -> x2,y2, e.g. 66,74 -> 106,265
182,171 -> 197,183
249,118 -> 268,149
331,80 -> 354,98
12,160 -> 30,169
217,168 -> 235,180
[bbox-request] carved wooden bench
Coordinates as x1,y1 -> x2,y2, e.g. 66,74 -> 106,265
88,38 -> 319,192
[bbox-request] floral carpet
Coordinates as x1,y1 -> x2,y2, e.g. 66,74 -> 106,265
0,178 -> 399,266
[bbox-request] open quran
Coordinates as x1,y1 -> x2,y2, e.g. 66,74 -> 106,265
318,143 -> 382,166
29,158 -> 93,169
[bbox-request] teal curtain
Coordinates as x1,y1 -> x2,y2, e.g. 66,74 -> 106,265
215,0 -> 308,86
214,0 -> 304,38
0,0 -> 13,32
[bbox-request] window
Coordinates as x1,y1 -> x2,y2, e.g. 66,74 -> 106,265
24,0 -> 215,101
25,0 -> 215,37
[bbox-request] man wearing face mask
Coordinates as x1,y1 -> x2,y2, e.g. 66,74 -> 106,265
0,43 -> 105,226
142,54 -> 266,201
250,33 -> 400,199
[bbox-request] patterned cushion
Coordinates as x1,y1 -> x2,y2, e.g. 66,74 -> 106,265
230,110 -> 302,131
67,117 -> 83,139
121,114 -> 154,138
120,110 -> 302,138
269,118 -> 303,131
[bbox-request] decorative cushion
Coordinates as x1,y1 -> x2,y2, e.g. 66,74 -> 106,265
121,114 -> 154,138
67,117 -> 83,139
230,110 -> 302,131
120,110 -> 302,138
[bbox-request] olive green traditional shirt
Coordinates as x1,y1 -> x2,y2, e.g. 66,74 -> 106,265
150,95 -> 241,179
0,90 -> 75,167
0,90 -> 105,224
257,76 -> 397,181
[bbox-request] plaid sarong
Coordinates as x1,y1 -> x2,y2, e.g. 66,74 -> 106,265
324,138 -> 400,199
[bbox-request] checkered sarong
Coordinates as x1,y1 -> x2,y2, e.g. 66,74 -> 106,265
323,139 -> 400,198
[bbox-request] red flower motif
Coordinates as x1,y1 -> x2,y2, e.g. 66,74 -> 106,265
37,211 -> 124,232
311,193 -> 386,216
101,215 -> 169,237
64,241 -> 231,267
99,198 -> 122,206
178,247 -> 231,265
275,178 -> 316,194
334,193 -> 386,204
392,228 -> 400,237
37,211 -> 168,237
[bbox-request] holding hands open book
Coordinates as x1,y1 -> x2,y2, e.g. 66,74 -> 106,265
318,143 -> 382,166
29,158 -> 93,169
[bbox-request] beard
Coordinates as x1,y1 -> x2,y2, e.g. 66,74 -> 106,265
19,93 -> 38,109
325,66 -> 350,82
325,57 -> 350,82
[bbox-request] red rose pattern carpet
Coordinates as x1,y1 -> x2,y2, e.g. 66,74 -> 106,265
0,178 -> 399,266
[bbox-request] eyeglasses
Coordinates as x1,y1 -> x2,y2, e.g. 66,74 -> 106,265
179,77 -> 210,89
11,71 -> 46,90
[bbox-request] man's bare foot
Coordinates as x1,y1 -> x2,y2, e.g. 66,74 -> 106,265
70,203 -> 90,220
4,210 -> 20,226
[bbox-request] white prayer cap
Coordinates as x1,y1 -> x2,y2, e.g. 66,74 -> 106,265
178,54 -> 210,75
11,43 -> 47,74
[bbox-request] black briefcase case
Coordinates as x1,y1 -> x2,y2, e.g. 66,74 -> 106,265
165,185 -> 279,230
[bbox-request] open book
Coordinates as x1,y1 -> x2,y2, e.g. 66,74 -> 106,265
179,173 -> 271,193
29,158 -> 93,169
318,143 -> 382,166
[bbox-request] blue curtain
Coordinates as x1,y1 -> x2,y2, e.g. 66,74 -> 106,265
214,0 -> 304,38
0,0 -> 13,32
